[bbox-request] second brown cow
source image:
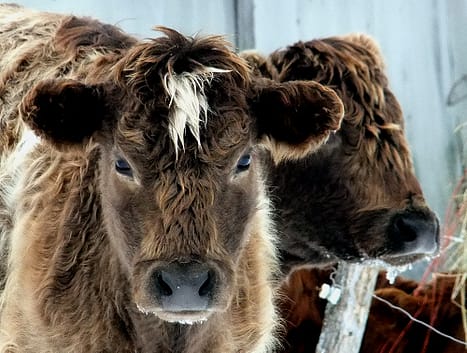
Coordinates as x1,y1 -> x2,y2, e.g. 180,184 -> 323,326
243,32 -> 445,353
244,34 -> 440,273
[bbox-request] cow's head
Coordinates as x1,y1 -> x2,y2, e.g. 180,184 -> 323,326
243,34 -> 439,273
20,28 -> 343,323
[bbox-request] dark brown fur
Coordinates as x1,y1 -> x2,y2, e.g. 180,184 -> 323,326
0,5 -> 344,352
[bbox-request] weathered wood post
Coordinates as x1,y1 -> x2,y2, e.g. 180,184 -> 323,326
316,263 -> 379,353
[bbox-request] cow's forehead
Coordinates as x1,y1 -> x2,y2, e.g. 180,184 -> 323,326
115,108 -> 251,172
112,86 -> 252,176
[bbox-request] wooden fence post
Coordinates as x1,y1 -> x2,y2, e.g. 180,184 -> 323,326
315,263 -> 379,353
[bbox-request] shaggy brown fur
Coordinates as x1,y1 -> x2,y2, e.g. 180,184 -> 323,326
0,5 -> 344,353
279,268 -> 466,353
242,34 -> 439,273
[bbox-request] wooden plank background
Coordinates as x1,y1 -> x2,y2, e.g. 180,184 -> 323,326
12,0 -> 466,268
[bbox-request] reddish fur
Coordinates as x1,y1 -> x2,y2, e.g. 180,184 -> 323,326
278,268 -> 465,353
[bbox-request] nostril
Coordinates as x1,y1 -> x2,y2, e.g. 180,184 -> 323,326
155,272 -> 173,297
393,216 -> 418,242
198,270 -> 214,297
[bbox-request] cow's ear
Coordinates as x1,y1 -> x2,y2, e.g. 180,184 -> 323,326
250,78 -> 344,163
240,50 -> 277,79
21,79 -> 107,149
342,33 -> 383,65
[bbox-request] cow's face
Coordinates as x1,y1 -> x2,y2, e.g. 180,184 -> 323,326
244,34 -> 439,273
20,29 -> 343,323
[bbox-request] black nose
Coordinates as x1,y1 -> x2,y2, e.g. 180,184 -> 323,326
151,262 -> 216,312
388,211 -> 439,256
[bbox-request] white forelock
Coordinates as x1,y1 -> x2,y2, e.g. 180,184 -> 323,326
163,67 -> 229,157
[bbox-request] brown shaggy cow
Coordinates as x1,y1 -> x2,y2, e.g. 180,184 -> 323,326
280,268 -> 466,353
0,5 -> 344,352
242,35 -> 447,353
242,34 -> 440,273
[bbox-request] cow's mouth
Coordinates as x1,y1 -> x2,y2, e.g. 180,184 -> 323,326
137,304 -> 212,324
160,311 -> 211,324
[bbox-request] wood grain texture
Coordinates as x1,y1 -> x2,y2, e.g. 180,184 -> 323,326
315,264 -> 379,353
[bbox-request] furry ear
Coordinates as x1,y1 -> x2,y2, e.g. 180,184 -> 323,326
340,33 -> 384,67
250,78 -> 344,163
240,50 -> 277,79
20,79 -> 107,149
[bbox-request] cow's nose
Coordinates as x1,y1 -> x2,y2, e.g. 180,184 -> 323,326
388,211 -> 439,256
151,262 -> 216,312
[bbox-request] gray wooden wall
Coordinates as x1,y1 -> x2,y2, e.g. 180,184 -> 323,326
11,0 -> 466,221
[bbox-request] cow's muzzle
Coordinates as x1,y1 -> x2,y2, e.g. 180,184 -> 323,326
383,209 -> 440,263
151,262 -> 215,312
134,260 -> 226,323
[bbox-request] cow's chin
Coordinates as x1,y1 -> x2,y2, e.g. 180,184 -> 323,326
377,251 -> 439,267
136,304 -> 212,324
345,253 -> 439,284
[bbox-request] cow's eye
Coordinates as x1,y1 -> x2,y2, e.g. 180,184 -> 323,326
115,158 -> 133,177
236,154 -> 251,172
